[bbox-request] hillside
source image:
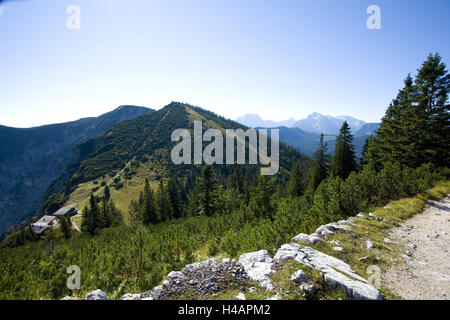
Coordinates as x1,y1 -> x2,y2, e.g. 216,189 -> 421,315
42,102 -> 308,220
0,105 -> 154,234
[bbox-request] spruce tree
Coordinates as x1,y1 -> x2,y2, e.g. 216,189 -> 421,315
200,165 -> 216,217
142,179 -> 158,225
60,216 -> 72,239
330,121 -> 356,180
307,133 -> 330,191
287,161 -> 305,197
167,178 -> 183,219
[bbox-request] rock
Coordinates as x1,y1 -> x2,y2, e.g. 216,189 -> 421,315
300,283 -> 315,294
266,293 -> 282,300
167,271 -> 185,281
236,293 -> 246,300
238,250 -> 274,290
368,213 -> 375,218
406,250 -> 413,257
332,247 -> 346,254
290,270 -> 309,284
358,257 -> 369,262
366,240 -> 375,249
376,217 -> 383,221
315,225 -> 335,237
356,213 -> 366,218
291,233 -> 323,244
409,244 -> 417,250
61,296 -> 78,300
273,245 -> 382,300
85,289 -> 109,300
121,293 -> 141,300
248,287 -> 257,293
384,237 -> 394,244
329,240 -> 340,246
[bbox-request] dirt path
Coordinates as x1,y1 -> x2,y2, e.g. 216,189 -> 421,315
383,196 -> 450,300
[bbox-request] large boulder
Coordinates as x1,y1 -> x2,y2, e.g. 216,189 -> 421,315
238,250 -> 275,290
274,244 -> 382,300
291,233 -> 323,244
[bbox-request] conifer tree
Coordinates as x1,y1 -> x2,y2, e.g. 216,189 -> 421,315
200,165 -> 216,217
287,161 -> 305,197
60,216 -> 72,239
330,121 -> 356,180
142,179 -> 158,225
167,178 -> 182,219
307,134 -> 330,191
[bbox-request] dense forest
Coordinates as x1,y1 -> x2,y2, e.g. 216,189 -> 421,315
0,54 -> 448,300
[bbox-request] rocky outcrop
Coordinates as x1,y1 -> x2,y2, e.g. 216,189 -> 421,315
274,244 -> 382,300
238,250 -> 278,290
88,210 -> 383,301
139,258 -> 248,300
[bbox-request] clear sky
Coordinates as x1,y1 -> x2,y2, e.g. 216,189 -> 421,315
0,0 -> 449,127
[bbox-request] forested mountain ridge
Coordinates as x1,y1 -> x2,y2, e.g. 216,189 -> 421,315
0,105 -> 154,234
42,102 -> 308,219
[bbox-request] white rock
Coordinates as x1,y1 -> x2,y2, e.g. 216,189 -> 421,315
291,270 -> 309,284
236,293 -> 246,300
121,293 -> 141,300
329,240 -> 340,246
300,283 -> 315,294
85,289 -> 109,300
358,257 -> 369,262
238,250 -> 274,290
332,247 -> 346,254
266,293 -> 282,300
273,245 -> 382,300
366,240 -> 375,249
291,233 -> 323,244
356,213 -> 366,218
167,271 -> 185,281
61,296 -> 78,300
368,213 -> 375,218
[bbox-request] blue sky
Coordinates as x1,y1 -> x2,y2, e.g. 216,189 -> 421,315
0,0 -> 449,127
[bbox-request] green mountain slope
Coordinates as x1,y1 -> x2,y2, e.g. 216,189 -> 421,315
43,102 -> 308,219
0,106 -> 154,234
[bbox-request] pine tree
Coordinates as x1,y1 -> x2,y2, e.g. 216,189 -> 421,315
415,53 -> 450,166
366,54 -> 449,169
307,133 -> 330,191
248,175 -> 275,219
104,185 -> 111,201
142,179 -> 158,225
60,216 -> 72,239
167,178 -> 183,219
200,165 -> 216,217
157,180 -> 172,221
330,121 -> 356,180
287,161 -> 305,197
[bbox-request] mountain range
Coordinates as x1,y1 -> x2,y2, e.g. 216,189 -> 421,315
236,112 -> 379,136
1,103 -> 378,234
0,105 -> 154,234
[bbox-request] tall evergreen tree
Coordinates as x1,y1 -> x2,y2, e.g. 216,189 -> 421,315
59,216 -> 72,239
330,121 -> 356,179
167,178 -> 183,219
142,179 -> 158,225
307,134 -> 330,191
200,165 -> 216,217
287,161 -> 305,197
